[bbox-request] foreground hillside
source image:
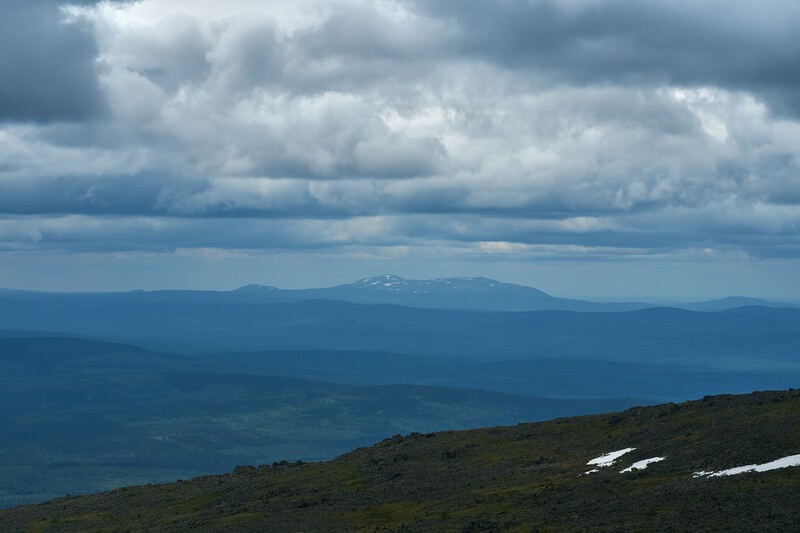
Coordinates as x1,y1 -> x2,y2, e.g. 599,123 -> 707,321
3,389 -> 799,531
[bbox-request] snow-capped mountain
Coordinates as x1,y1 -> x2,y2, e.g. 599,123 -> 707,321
313,274 -> 646,311
343,274 -> 548,295
233,284 -> 280,292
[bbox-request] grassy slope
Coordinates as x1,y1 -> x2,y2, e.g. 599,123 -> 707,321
2,389 -> 799,531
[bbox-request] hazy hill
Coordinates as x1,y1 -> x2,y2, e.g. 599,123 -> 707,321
3,389 -> 799,531
1,298 -> 798,372
213,348 -> 800,403
680,296 -> 797,312
0,336 -> 638,508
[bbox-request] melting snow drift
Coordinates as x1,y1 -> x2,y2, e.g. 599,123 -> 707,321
621,457 -> 665,473
585,447 -> 636,474
694,453 -> 800,478
581,447 -> 800,479
587,448 -> 636,467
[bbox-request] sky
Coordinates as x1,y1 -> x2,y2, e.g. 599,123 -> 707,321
1,0 -> 799,300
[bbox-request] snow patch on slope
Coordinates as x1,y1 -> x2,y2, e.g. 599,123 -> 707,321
694,454 -> 800,478
350,275 -> 518,294
585,447 -> 636,474
621,457 -> 665,473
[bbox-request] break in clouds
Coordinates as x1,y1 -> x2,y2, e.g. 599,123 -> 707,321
1,0 -> 799,263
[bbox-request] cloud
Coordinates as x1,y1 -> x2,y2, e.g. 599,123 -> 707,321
0,1 -> 112,123
0,0 -> 799,281
98,13 -> 213,93
414,0 -> 800,116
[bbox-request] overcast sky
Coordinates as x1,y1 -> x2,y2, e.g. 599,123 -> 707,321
1,0 -> 799,299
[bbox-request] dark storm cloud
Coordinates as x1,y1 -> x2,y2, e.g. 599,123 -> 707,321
413,0 -> 800,115
0,172 -> 199,216
0,1 -> 112,122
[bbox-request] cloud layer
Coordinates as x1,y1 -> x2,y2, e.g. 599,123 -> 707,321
0,1 -> 109,122
1,0 -> 799,290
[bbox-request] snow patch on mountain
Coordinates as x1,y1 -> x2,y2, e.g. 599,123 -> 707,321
234,284 -> 279,292
621,457 -> 665,473
694,453 -> 800,478
580,448 -> 800,478
585,447 -> 636,474
348,275 -> 534,294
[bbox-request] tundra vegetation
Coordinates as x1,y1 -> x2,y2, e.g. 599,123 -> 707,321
1,389 -> 799,531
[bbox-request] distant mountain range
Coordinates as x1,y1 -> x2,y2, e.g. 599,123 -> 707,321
1,282 -> 799,360
2,274 -> 795,312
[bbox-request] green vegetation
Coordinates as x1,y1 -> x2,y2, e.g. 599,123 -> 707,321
0,337 -> 636,508
2,389 -> 799,531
